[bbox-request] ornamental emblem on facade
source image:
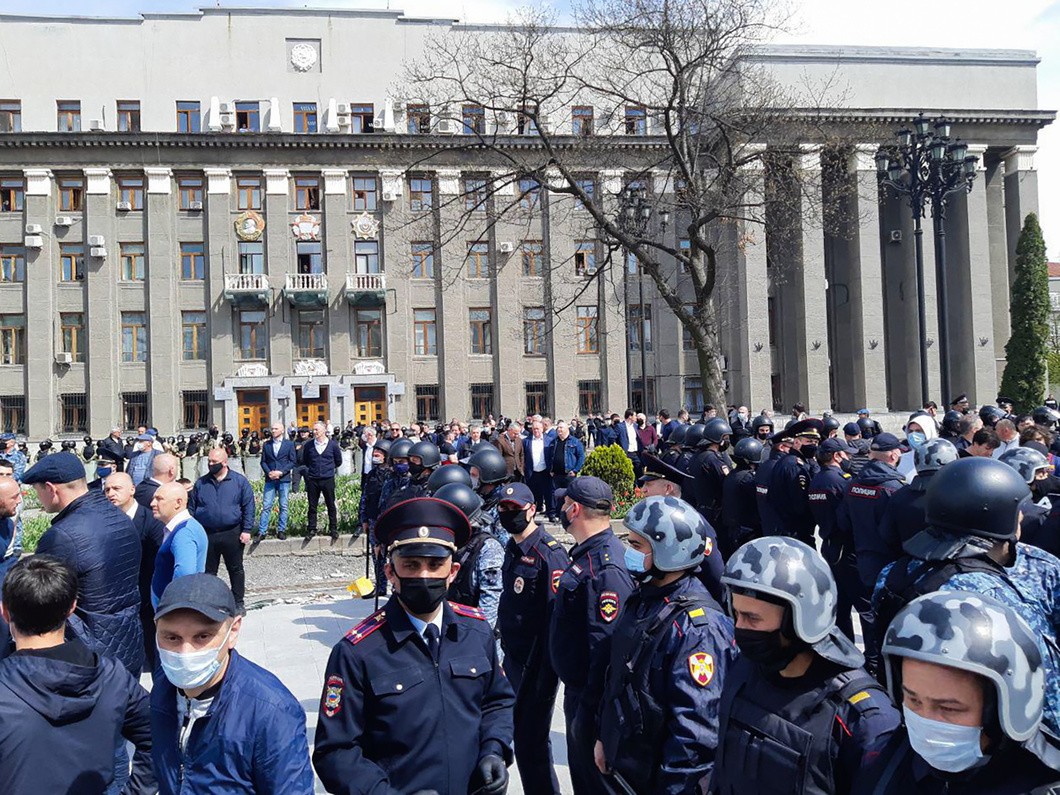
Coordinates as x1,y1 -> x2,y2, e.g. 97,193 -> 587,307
291,213 -> 321,241
290,42 -> 318,72
234,210 -> 266,241
351,212 -> 380,240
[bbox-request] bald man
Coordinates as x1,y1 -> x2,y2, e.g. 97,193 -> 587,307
0,478 -> 21,581
106,471 -> 166,668
149,482 -> 207,607
135,452 -> 179,510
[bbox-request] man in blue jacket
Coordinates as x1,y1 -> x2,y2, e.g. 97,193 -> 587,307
302,421 -> 343,539
25,452 -> 144,677
190,447 -> 255,614
0,556 -> 155,795
150,482 -> 208,607
259,421 -> 298,540
151,574 -> 314,795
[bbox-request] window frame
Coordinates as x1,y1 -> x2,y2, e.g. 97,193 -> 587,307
296,309 -> 327,359
294,176 -> 321,211
180,242 -> 206,281
525,382 -> 549,417
236,176 -> 262,211
177,175 -> 203,210
57,176 -> 84,212
351,175 -> 378,211
413,308 -> 437,356
574,241 -> 597,277
235,101 -> 260,133
407,104 -> 430,134
572,105 -> 594,137
60,393 -> 88,434
57,100 -> 81,132
462,104 -> 485,135
469,308 -> 493,355
523,306 -> 546,355
415,385 -> 439,422
293,102 -> 318,133
116,175 -> 144,210
60,312 -> 84,363
116,100 -> 141,132
466,242 -> 489,279
628,303 -> 653,352
0,395 -> 25,434
350,103 -> 375,134
624,104 -> 647,135
0,177 -> 23,213
122,392 -> 149,431
119,242 -> 146,282
578,379 -> 602,416
236,309 -> 267,361
576,305 -> 599,354
181,311 -> 207,361
470,384 -> 494,420
354,240 -> 379,275
0,101 -> 21,133
0,313 -> 25,365
353,308 -> 383,358
176,100 -> 201,133
408,176 -> 433,211
0,245 -> 25,283
237,242 -> 265,274
182,390 -> 209,430
411,242 -> 435,279
463,178 -> 488,212
521,241 -> 544,277
59,244 -> 85,282
120,311 -> 148,363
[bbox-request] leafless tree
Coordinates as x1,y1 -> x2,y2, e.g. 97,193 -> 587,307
402,0 -> 853,410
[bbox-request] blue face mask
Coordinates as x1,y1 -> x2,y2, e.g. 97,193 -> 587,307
908,431 -> 928,450
393,462 -> 409,475
96,467 -> 113,479
903,705 -> 984,773
624,546 -> 648,574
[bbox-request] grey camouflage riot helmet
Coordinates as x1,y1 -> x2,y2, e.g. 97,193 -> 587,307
723,536 -> 863,667
883,591 -> 1044,742
999,446 -> 1051,485
702,417 -> 731,445
623,496 -> 709,572
913,437 -> 959,475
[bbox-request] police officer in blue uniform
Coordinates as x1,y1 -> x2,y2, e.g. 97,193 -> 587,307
549,477 -> 635,795
660,423 -> 689,467
684,417 -> 733,529
711,536 -> 901,795
720,438 -> 765,559
754,426 -> 793,537
376,437 -> 413,511
766,419 -> 822,547
496,482 -> 570,795
594,496 -> 737,794
313,497 -> 515,795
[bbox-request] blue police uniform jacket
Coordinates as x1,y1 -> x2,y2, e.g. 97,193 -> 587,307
767,452 -> 815,540
549,529 -> 635,697
313,599 -> 515,795
720,466 -> 760,552
875,541 -> 1060,737
35,488 -> 144,677
807,465 -> 852,561
836,459 -> 906,587
754,446 -> 787,536
499,525 -> 571,667
598,575 -> 737,794
151,649 -> 314,795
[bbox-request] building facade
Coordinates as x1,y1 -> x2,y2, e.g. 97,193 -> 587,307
0,7 -> 1051,437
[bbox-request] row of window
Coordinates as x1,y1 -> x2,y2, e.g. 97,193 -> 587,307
0,391 -> 208,435
0,99 -> 649,137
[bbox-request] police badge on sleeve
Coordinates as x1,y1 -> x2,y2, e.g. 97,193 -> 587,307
323,675 -> 343,717
599,591 -> 620,622
688,652 -> 715,687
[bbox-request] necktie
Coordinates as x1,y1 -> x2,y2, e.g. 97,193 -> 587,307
424,623 -> 440,663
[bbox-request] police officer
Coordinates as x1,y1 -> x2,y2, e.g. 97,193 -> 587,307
379,439 -> 438,511
496,482 -> 570,795
860,591 -> 1060,793
1000,446 -> 1060,558
640,452 -> 725,602
359,438 -> 391,599
660,423 -> 689,466
440,481 -> 505,633
720,438 -> 764,558
685,417 -> 733,529
313,497 -> 515,795
712,536 -> 901,795
751,414 -> 774,445
549,477 -> 635,795
377,437 -> 413,510
766,419 -> 821,546
755,425 -> 794,536
873,457 -> 1060,735
837,432 -> 907,589
593,496 -> 736,793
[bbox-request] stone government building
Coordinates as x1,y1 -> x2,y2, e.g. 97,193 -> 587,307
0,6 -> 1050,437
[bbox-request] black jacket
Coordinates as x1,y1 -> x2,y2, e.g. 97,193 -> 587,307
97,435 -> 127,471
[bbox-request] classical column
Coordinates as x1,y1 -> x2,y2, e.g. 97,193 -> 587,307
1003,145 -> 1039,278
205,168 -> 235,426
23,170 -> 57,438
983,155 -> 1010,387
144,167 -> 180,432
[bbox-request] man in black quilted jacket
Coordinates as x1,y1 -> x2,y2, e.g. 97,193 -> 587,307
23,452 -> 144,677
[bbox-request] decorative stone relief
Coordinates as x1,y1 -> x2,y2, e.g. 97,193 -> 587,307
290,213 -> 321,241
235,211 -> 266,241
351,212 -> 380,240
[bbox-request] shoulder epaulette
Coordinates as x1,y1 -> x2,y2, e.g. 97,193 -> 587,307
450,602 -> 487,621
683,604 -> 712,627
344,610 -> 387,645
545,539 -> 560,548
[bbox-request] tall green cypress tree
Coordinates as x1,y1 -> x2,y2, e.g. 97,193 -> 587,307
1000,213 -> 1050,412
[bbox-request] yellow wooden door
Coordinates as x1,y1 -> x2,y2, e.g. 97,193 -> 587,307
354,387 -> 386,425
296,386 -> 329,427
237,390 -> 269,435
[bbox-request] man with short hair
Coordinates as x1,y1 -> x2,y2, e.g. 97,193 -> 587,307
152,574 -> 313,794
258,422 -> 297,541
954,413 -> 982,451
134,452 -> 178,509
550,420 -> 585,514
0,556 -> 155,795
98,426 -> 127,473
190,447 -> 255,613
126,433 -> 158,486
494,420 -> 525,480
962,427 -> 1001,458
0,476 -> 20,582
150,482 -> 207,607
301,421 -> 342,539
524,420 -> 554,517
616,409 -> 644,472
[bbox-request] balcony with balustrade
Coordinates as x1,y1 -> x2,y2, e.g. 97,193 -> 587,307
222,272 -> 270,307
345,272 -> 386,307
284,272 -> 329,308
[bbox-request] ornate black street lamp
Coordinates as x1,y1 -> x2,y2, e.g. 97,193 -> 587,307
875,114 -> 978,404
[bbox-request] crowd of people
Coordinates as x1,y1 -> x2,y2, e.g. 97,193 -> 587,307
2,390 -> 1060,793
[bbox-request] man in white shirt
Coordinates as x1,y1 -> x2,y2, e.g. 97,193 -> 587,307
361,427 -> 376,479
523,421 -> 553,517
992,419 -> 1021,459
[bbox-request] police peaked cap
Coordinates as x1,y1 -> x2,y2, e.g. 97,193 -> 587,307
637,452 -> 688,486
788,418 -> 824,439
375,496 -> 471,558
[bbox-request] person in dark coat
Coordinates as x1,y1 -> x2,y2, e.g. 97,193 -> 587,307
301,421 -> 343,539
104,471 -> 165,671
25,452 -> 144,677
96,426 -> 128,473
133,452 -> 178,509
0,556 -> 154,795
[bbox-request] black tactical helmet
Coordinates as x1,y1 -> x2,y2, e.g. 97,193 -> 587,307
941,409 -> 963,435
751,415 -> 774,433
467,440 -> 494,456
426,464 -> 473,494
60,439 -> 76,451
856,417 -> 875,436
389,438 -> 414,461
732,437 -> 767,466
683,423 -> 707,449
433,482 -> 484,525
408,440 -> 441,470
822,416 -> 840,434
1032,406 -> 1060,428
373,437 -> 392,457
908,457 -> 1030,559
82,435 -> 92,444
702,417 -> 732,445
466,447 -> 508,485
979,404 -> 1006,428
668,423 -> 689,447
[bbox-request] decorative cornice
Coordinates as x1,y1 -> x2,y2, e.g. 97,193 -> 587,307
204,167 -> 231,195
1002,145 -> 1037,173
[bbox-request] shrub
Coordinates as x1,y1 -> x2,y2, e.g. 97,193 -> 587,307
252,475 -> 362,536
1000,213 -> 1050,412
581,444 -> 636,503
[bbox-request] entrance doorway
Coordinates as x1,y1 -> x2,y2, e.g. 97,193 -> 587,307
354,386 -> 386,425
295,386 -> 330,427
236,389 -> 269,435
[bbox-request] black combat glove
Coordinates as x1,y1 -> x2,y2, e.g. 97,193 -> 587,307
470,754 -> 508,795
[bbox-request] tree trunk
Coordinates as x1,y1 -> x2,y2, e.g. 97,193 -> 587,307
694,303 -> 726,410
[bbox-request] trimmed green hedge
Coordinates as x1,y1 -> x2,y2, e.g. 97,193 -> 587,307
581,444 -> 636,518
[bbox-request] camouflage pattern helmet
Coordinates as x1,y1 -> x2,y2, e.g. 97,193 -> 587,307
999,446 -> 1050,485
622,496 -> 707,572
913,437 -> 959,474
723,536 -> 863,667
883,590 -> 1044,742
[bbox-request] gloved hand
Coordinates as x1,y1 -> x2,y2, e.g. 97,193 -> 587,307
469,754 -> 508,795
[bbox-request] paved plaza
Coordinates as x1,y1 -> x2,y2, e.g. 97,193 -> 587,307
235,591 -> 572,795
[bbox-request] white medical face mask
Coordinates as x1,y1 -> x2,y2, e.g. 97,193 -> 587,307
903,704 -> 984,773
157,624 -> 233,690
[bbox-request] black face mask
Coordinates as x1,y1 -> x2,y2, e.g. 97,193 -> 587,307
719,440 -> 730,452
734,627 -> 804,672
408,461 -> 426,478
498,510 -> 531,536
208,462 -> 224,477
839,457 -> 853,474
799,444 -> 817,461
560,503 -> 574,531
397,576 -> 449,615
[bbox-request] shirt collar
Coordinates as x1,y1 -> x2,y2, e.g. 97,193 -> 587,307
123,501 -> 138,520
165,508 -> 192,532
515,525 -> 545,554
405,608 -> 444,638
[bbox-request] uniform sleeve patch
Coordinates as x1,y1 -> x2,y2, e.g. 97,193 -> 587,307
687,607 -> 705,619
689,652 -> 715,686
323,675 -> 343,717
450,602 -> 487,620
848,690 -> 871,705
704,537 -> 713,557
551,569 -> 563,594
599,591 -> 620,622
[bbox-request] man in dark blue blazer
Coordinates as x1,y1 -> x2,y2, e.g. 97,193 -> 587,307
301,421 -> 343,539
258,422 -> 298,541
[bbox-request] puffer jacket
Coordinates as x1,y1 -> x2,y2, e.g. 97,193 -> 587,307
35,489 -> 144,676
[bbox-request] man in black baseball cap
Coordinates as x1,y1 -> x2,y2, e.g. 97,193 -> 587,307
151,574 -> 312,793
314,497 -> 514,795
